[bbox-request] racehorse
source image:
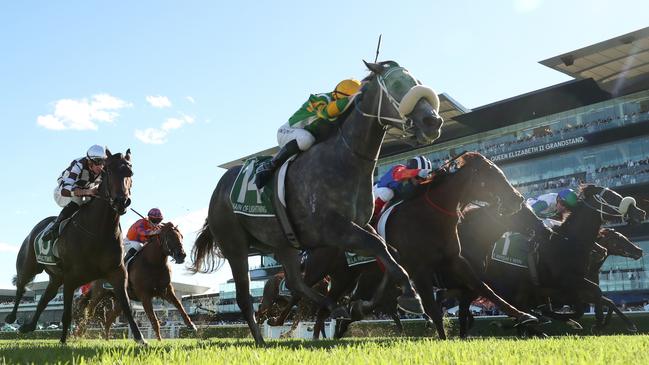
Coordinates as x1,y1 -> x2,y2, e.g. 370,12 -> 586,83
191,60 -> 444,344
75,222 -> 196,340
350,152 -> 539,339
454,185 -> 645,336
5,150 -> 145,344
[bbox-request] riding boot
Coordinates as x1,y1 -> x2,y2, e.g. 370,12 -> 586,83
254,140 -> 300,189
123,248 -> 138,263
43,202 -> 80,241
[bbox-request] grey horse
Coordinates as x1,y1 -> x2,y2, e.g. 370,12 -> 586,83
191,60 -> 444,344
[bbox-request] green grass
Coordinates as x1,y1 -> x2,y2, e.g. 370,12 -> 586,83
0,336 -> 648,365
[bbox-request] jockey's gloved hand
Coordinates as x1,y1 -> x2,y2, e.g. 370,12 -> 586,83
418,169 -> 432,178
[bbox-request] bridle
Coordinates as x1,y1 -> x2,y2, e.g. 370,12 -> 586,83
581,187 -> 635,222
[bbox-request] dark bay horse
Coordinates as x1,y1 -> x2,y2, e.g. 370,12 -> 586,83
191,60 -> 444,344
351,152 -> 539,339
5,150 -> 144,344
76,223 -> 195,340
454,185 -> 645,336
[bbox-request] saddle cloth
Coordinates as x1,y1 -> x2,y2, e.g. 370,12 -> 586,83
490,232 -> 530,268
34,217 -> 74,266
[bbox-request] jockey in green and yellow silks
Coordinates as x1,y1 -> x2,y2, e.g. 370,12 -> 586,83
254,79 -> 362,189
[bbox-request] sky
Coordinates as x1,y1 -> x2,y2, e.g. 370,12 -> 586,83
0,0 -> 647,291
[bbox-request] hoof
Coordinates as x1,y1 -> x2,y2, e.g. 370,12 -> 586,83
627,324 -> 638,333
19,323 -> 35,333
397,294 -> 424,314
136,338 -> 148,346
189,323 -> 198,332
514,313 -> 538,327
5,313 -> 16,324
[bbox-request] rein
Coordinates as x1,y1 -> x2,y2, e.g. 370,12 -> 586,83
423,183 -> 458,217
581,188 -> 632,221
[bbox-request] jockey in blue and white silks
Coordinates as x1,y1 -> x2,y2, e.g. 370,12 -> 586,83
373,155 -> 433,220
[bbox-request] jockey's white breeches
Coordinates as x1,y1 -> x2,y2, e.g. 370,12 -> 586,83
53,187 -> 87,208
124,239 -> 144,253
277,123 -> 315,151
373,186 -> 395,202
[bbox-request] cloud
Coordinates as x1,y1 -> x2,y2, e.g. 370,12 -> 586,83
37,94 -> 131,130
0,242 -> 19,253
146,95 -> 172,108
185,96 -> 196,104
513,0 -> 541,13
134,114 -> 195,144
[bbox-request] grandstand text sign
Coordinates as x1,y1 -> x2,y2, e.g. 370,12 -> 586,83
491,136 -> 586,162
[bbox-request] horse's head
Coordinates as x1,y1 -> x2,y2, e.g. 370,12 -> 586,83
157,222 -> 186,264
100,149 -> 133,215
453,152 -> 523,216
579,185 -> 646,225
597,228 -> 643,260
361,60 -> 443,144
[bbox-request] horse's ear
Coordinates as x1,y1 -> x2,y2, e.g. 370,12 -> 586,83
364,60 -> 385,75
125,148 -> 131,161
105,148 -> 112,158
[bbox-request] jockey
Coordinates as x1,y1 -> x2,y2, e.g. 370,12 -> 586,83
43,144 -> 107,242
527,188 -> 578,226
123,208 -> 163,262
372,155 -> 433,220
254,78 -> 362,189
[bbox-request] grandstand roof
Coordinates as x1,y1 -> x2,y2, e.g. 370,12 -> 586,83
453,78 -> 611,131
540,27 -> 649,95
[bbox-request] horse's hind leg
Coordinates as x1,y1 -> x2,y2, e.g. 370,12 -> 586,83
322,219 -> 422,314
20,275 -> 62,333
164,286 -> 197,332
6,246 -> 42,324
227,250 -> 264,344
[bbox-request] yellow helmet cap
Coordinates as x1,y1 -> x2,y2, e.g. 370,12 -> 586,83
333,79 -> 361,99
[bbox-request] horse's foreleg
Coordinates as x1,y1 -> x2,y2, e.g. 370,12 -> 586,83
105,266 -> 146,345
449,256 -> 536,325
458,292 -> 478,339
20,276 -> 62,333
412,275 -> 446,339
142,297 -> 161,341
322,219 -> 422,314
164,287 -> 197,332
60,281 -> 78,344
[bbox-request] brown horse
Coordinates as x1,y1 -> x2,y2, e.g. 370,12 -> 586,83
76,222 -> 196,340
5,150 -> 144,344
256,272 -> 330,338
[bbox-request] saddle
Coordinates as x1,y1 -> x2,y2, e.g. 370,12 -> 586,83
34,214 -> 76,266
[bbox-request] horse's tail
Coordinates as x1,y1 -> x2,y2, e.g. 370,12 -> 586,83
190,218 -> 225,273
12,275 -> 34,290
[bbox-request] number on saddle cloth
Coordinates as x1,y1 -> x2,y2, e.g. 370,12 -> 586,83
34,215 -> 77,265
230,157 -> 277,217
